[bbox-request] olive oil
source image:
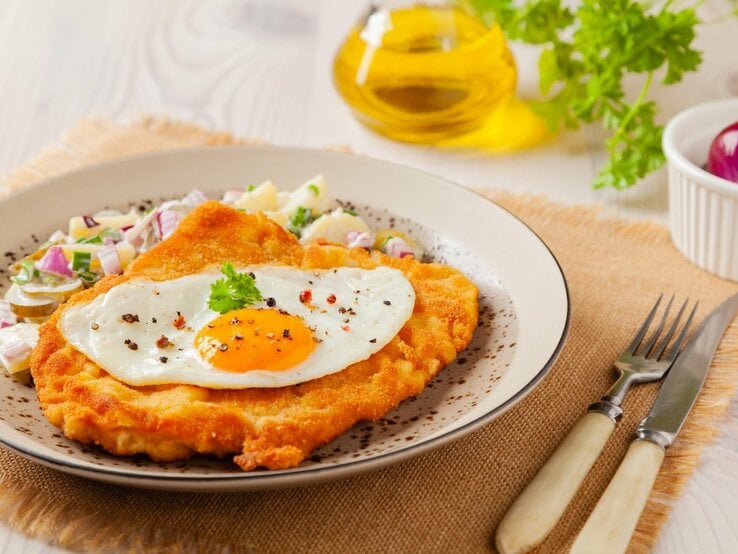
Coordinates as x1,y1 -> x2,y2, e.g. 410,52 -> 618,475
333,5 -> 517,143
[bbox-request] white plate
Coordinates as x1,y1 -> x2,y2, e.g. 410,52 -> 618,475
0,146 -> 569,491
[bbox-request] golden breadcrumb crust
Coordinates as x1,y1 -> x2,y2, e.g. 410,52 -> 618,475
30,202 -> 479,471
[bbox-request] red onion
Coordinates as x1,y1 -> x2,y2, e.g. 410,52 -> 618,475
181,189 -> 208,207
97,245 -> 122,275
384,237 -> 415,259
0,300 -> 17,328
346,231 -> 374,249
123,209 -> 158,246
156,209 -> 181,239
1,341 -> 32,361
707,121 -> 738,184
82,215 -> 99,228
36,246 -> 73,278
222,189 -> 243,203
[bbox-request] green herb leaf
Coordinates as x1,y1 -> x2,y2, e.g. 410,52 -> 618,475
247,184 -> 256,192
287,206 -> 313,237
10,260 -> 38,285
72,251 -> 92,272
208,262 -> 263,314
77,228 -> 120,245
308,184 -> 320,197
380,235 -> 394,250
538,49 -> 559,95
77,270 -> 100,284
77,234 -> 103,245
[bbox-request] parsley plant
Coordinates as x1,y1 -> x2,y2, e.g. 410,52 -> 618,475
463,0 -> 727,189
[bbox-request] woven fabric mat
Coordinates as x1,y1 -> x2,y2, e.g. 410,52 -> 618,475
1,118 -> 738,553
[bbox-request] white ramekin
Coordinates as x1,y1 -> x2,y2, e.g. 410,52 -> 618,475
663,97 -> 738,281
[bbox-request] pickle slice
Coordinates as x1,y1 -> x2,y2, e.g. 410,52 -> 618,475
20,279 -> 84,302
5,285 -> 58,318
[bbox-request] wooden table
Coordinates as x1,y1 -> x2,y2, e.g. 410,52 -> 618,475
1,1 -> 737,552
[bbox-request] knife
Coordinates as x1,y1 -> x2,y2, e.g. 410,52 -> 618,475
571,292 -> 738,554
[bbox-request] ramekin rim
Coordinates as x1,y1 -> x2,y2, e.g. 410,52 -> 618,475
662,97 -> 738,196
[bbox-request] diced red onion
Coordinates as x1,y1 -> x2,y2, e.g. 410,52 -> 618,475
155,209 -> 181,240
1,341 -> 32,361
384,237 -> 415,259
36,246 -> 73,278
82,215 -> 99,228
222,189 -> 243,203
97,245 -> 122,275
121,225 -> 134,232
123,209 -> 158,247
0,300 -> 16,328
346,231 -> 375,249
181,189 -> 208,207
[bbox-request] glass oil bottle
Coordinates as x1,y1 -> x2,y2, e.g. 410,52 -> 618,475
333,1 -> 517,143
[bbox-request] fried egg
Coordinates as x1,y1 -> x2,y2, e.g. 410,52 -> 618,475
59,265 -> 415,388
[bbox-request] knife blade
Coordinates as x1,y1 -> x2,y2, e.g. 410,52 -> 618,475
571,292 -> 738,554
637,291 -> 738,448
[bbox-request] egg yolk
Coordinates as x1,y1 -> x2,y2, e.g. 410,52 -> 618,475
195,308 -> 316,372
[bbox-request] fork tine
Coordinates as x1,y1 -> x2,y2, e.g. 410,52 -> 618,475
663,301 -> 699,362
640,295 -> 674,357
653,298 -> 689,359
626,294 -> 663,355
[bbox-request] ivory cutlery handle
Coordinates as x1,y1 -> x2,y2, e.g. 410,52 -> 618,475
570,439 -> 664,554
495,411 -> 616,554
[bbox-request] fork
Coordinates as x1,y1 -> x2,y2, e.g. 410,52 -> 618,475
495,295 -> 696,554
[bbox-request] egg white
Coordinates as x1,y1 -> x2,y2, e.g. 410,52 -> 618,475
59,265 -> 415,388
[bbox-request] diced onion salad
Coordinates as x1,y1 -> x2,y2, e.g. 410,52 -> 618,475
0,175 -> 423,373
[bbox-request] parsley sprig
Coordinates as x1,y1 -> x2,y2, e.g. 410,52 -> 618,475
208,262 -> 262,314
464,0 -> 724,189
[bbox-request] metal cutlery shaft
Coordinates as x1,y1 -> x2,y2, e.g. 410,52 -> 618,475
496,295 -> 695,554
572,292 -> 738,554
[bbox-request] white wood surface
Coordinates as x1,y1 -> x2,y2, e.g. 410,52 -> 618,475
0,1 -> 737,552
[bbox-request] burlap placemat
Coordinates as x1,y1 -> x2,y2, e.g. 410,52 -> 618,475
1,118 -> 737,553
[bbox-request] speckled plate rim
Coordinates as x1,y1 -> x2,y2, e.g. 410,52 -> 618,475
0,145 -> 570,491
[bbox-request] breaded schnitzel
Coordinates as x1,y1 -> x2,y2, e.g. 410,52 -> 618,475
30,202 -> 479,471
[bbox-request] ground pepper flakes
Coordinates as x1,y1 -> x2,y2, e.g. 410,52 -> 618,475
156,335 -> 171,348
